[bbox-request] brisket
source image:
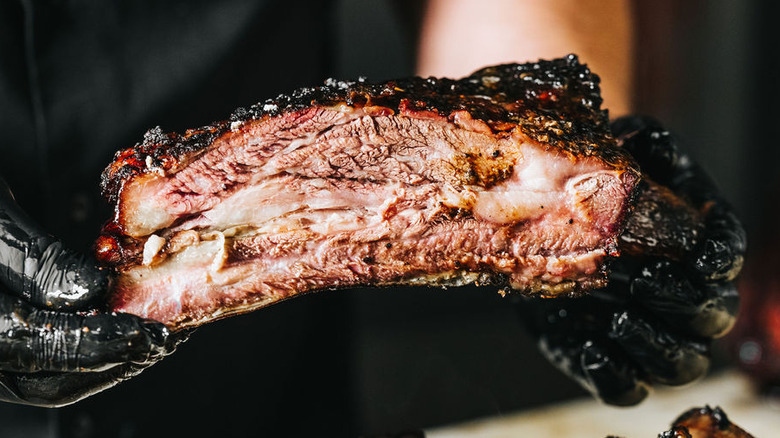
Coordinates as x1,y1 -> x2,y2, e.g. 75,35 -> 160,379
97,55 -> 658,329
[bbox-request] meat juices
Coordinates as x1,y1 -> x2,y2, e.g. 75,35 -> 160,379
97,55 -> 642,329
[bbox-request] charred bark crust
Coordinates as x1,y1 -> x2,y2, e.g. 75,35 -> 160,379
100,55 -> 635,205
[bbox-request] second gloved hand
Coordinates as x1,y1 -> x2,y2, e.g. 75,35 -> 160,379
515,116 -> 745,406
0,175 -> 184,407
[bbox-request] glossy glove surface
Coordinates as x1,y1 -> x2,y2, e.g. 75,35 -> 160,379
516,116 -> 745,406
0,176 -> 180,407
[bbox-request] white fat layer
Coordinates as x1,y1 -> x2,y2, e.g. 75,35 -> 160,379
201,231 -> 228,273
142,234 -> 166,266
125,237 -> 230,318
128,237 -> 229,290
197,178 -> 403,236
159,139 -> 622,252
472,145 -> 619,224
121,175 -> 176,238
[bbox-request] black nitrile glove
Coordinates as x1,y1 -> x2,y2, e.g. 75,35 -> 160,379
515,116 -> 745,406
0,176 -> 183,407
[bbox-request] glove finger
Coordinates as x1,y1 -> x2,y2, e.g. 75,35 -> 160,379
0,292 -> 172,373
610,116 -> 680,185
690,204 -> 746,282
609,311 -> 710,386
580,341 -> 649,406
518,296 -> 648,406
1,178 -> 106,310
690,282 -> 739,339
538,334 -> 648,406
76,313 -> 173,371
0,362 -> 150,407
630,260 -> 737,338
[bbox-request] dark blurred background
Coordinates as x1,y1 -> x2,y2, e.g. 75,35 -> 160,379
0,0 -> 777,437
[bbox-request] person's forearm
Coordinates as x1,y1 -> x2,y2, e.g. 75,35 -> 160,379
416,0 -> 634,116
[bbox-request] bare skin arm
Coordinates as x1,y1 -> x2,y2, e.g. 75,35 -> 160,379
416,0 -> 634,116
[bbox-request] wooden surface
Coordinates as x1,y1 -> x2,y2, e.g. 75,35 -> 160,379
428,370 -> 777,437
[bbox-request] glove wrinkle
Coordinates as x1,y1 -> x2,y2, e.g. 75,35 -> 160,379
0,293 -> 86,373
0,209 -> 50,302
29,309 -> 82,373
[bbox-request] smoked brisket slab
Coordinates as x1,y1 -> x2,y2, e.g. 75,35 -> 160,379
97,55 -> 644,329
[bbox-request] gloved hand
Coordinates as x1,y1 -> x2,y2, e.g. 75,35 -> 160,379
0,176 -> 183,407
515,116 -> 745,406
